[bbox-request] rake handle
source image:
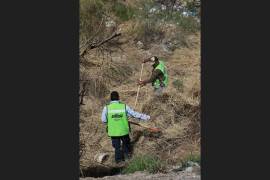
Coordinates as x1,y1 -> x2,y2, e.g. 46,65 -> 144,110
128,120 -> 149,129
134,63 -> 144,108
129,120 -> 161,132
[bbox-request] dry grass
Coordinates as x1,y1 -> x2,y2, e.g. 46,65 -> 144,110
80,22 -> 201,170
79,0 -> 201,173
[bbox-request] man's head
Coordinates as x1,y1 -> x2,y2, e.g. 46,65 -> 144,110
110,91 -> 119,101
150,56 -> 158,62
150,56 -> 159,67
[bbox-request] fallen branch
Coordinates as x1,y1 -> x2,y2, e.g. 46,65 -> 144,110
80,32 -> 121,57
79,82 -> 87,105
90,32 -> 121,49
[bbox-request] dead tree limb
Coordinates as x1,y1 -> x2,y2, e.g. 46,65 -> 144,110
79,82 -> 87,105
80,32 -> 121,57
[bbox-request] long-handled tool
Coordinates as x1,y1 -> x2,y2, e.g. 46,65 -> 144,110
128,120 -> 161,133
134,63 -> 144,108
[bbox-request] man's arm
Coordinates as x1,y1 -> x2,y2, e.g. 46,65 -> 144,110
126,105 -> 150,121
101,106 -> 107,123
140,69 -> 163,85
142,57 -> 152,63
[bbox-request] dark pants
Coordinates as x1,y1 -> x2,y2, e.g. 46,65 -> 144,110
111,134 -> 131,163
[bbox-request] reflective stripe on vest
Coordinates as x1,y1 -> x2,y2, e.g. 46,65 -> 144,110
153,60 -> 168,88
107,102 -> 129,137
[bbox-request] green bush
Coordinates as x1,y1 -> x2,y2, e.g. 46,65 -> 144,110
158,10 -> 200,33
136,0 -> 200,33
180,152 -> 200,168
80,0 -> 106,41
132,0 -> 199,45
130,0 -> 164,45
173,79 -> 184,92
175,16 -> 200,33
134,18 -> 164,46
122,154 -> 163,174
112,2 -> 135,21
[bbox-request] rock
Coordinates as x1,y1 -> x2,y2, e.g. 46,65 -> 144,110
182,11 -> 189,17
173,5 -> 183,11
170,165 -> 183,172
185,166 -> 193,172
161,44 -> 170,53
94,153 -> 109,163
136,41 -> 144,49
192,166 -> 201,175
172,165 -> 182,169
149,7 -> 157,13
187,161 -> 200,167
105,20 -> 116,28
161,5 -> 166,11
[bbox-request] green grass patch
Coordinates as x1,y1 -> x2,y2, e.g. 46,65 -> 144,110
80,0 -> 106,40
122,154 -> 163,174
156,10 -> 200,33
180,152 -> 200,169
174,15 -> 200,33
112,2 -> 135,21
173,79 -> 184,92
131,0 -> 199,45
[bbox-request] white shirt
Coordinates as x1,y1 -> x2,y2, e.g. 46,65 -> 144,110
101,101 -> 150,123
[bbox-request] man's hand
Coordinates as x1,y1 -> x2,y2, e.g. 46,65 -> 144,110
142,58 -> 150,64
160,81 -> 165,87
138,80 -> 146,86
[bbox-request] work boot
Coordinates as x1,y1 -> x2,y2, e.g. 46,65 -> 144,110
124,153 -> 131,161
113,161 -> 126,167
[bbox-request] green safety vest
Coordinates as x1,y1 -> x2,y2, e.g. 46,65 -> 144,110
153,60 -> 168,88
106,102 -> 129,137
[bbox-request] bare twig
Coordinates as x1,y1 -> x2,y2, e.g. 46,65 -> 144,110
88,17 -> 105,44
79,82 -> 87,105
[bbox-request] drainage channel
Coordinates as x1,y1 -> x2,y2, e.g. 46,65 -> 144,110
80,165 -> 124,178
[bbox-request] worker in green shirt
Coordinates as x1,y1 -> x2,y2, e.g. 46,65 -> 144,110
138,56 -> 168,96
101,91 -> 150,164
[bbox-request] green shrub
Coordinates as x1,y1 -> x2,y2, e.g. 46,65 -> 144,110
134,18 -> 164,46
132,0 -> 199,45
175,16 -> 200,33
112,2 -> 135,21
122,154 -> 163,174
80,0 -> 106,41
173,79 -> 184,92
129,0 -> 164,46
135,0 -> 200,33
180,152 -> 200,169
160,10 -> 200,33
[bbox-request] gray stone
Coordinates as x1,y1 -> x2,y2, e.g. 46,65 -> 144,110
105,20 -> 116,28
161,5 -> 166,11
185,166 -> 193,173
94,153 -> 109,163
136,41 -> 144,49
